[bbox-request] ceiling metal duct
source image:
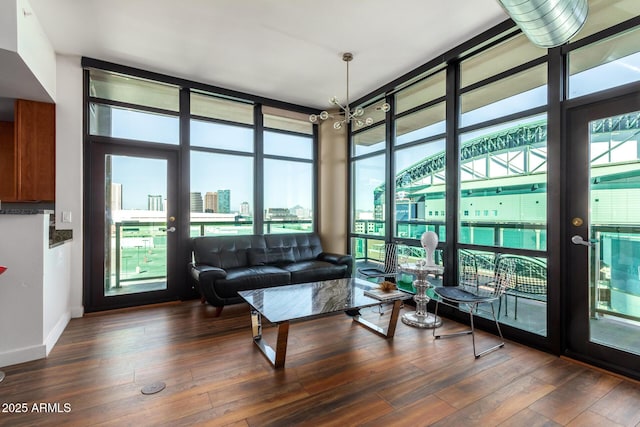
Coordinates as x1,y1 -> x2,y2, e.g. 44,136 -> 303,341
497,0 -> 589,48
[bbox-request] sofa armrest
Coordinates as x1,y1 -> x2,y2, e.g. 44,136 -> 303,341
317,252 -> 354,276
189,263 -> 227,283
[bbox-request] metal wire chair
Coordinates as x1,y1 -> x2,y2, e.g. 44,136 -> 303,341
357,242 -> 400,283
499,255 -> 547,319
432,256 -> 516,358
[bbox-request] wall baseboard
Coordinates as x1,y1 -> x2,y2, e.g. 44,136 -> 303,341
45,311 -> 71,355
70,305 -> 84,318
0,345 -> 46,368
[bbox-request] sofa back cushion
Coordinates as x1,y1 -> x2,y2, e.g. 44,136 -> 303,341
248,246 -> 296,265
192,235 -> 265,269
192,233 -> 324,268
264,233 -> 323,262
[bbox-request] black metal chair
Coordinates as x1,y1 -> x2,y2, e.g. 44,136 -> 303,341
458,249 -> 479,289
432,256 -> 516,358
356,242 -> 402,316
357,242 -> 400,283
499,255 -> 547,319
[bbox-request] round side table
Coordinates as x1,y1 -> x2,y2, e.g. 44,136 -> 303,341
399,262 -> 444,329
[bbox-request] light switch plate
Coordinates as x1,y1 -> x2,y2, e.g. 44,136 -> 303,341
61,211 -> 72,223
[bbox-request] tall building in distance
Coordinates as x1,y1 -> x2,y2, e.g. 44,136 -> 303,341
147,194 -> 163,211
204,192 -> 218,213
190,192 -> 203,213
111,183 -> 122,211
240,201 -> 250,216
217,189 -> 230,213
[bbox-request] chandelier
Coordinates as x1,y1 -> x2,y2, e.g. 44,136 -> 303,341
309,52 -> 390,130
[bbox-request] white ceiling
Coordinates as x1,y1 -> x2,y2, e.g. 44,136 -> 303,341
28,0 -> 508,110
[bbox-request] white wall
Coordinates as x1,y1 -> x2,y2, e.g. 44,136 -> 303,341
0,214 -> 73,367
16,0 -> 56,101
0,0 -> 18,51
43,242 -> 71,355
0,214 -> 47,366
55,54 -> 84,318
0,0 -> 55,103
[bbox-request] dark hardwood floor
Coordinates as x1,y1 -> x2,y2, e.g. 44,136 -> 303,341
1,300 -> 640,426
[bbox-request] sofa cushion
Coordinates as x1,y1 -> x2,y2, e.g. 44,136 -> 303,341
265,233 -> 323,262
248,246 -> 296,266
213,265 -> 291,298
193,235 -> 265,269
283,260 -> 348,284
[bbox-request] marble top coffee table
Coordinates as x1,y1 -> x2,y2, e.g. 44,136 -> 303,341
238,277 -> 411,368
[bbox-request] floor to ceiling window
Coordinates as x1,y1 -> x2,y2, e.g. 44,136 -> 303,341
84,61 -> 317,311
458,33 -> 548,336
263,107 -> 315,234
347,1 -> 640,376
351,117 -> 387,266
189,92 -> 255,236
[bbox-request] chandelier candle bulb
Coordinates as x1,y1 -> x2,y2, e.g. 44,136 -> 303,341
310,52 -> 390,129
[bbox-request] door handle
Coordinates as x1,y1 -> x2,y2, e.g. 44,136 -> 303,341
571,235 -> 595,247
166,226 -> 176,233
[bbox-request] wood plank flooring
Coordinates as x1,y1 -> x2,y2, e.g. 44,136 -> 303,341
1,300 -> 640,426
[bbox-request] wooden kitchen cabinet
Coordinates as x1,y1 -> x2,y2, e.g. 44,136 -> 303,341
0,99 -> 55,202
0,121 -> 16,200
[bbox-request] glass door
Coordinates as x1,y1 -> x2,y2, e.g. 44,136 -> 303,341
87,143 -> 179,311
565,92 -> 640,379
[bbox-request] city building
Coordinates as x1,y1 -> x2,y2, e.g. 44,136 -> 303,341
240,201 -> 250,216
265,207 -> 297,220
190,192 -> 203,213
110,183 -> 122,211
217,189 -> 230,213
147,194 -> 163,211
204,191 -> 218,213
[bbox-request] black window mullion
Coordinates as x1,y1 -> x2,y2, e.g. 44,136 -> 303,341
385,95 -> 395,244
254,104 -> 264,234
445,61 -> 460,285
88,96 -> 180,117
179,87 -> 191,298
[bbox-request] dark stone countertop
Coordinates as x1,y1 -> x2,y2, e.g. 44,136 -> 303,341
0,209 -> 53,215
50,229 -> 73,248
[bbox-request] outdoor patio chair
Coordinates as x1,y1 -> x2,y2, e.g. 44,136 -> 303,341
499,255 -> 547,319
432,256 -> 516,358
357,242 -> 400,283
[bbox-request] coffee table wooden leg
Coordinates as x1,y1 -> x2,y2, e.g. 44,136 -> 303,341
251,309 -> 289,369
353,299 -> 403,338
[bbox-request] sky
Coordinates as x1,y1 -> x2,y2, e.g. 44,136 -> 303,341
106,51 -> 640,213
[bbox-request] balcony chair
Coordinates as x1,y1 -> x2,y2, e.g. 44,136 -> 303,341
432,256 -> 516,358
357,242 -> 400,283
356,242 -> 402,315
458,249 -> 479,288
499,255 -> 547,320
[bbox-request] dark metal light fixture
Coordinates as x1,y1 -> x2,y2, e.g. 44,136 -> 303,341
497,0 -> 588,48
310,52 -> 390,130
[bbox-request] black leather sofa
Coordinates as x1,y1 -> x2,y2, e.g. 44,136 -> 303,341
189,233 -> 353,316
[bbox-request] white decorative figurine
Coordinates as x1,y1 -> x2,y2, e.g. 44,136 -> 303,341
420,231 -> 438,266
